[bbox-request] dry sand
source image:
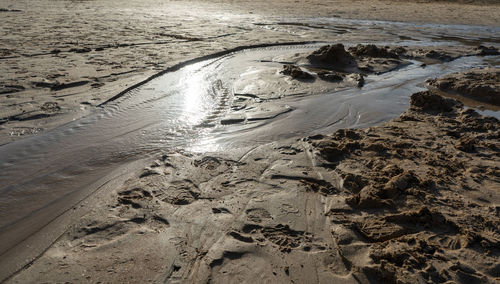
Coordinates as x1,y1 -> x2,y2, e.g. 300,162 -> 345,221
0,0 -> 499,283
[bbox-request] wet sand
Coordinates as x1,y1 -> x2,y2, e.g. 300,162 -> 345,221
1,0 -> 499,144
2,43 -> 499,283
8,91 -> 499,283
427,67 -> 500,108
0,0 -> 499,283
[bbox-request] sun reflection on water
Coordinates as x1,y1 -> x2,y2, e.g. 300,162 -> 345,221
178,63 -> 212,125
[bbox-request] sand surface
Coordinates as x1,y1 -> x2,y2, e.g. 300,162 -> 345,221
428,67 -> 500,108
8,91 -> 500,283
0,0 -> 499,283
1,0 -> 499,144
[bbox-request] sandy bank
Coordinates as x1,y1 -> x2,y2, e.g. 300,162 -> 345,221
427,67 -> 500,108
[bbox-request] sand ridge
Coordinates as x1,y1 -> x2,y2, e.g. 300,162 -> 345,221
427,67 -> 500,108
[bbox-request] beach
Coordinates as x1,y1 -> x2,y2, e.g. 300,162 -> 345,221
1,0 -> 499,144
0,0 -> 499,283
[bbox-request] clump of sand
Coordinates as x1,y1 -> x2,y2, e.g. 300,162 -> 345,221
280,43 -> 409,87
306,44 -> 357,69
280,64 -> 314,80
427,68 -> 500,106
307,91 -> 500,283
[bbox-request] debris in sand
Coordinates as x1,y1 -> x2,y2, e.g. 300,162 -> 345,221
8,127 -> 43,137
33,80 -> 90,91
0,85 -> 25,95
69,47 -> 92,53
41,102 -> 60,113
355,74 -> 364,87
423,50 -> 453,62
346,73 -> 365,87
317,70 -> 344,82
280,64 -> 314,79
0,8 -> 22,12
411,48 -> 455,62
409,90 -> 462,113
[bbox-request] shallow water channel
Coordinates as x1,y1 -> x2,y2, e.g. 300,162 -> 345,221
0,22 -> 499,279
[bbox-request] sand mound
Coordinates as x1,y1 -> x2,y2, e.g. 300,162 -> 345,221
306,44 -> 356,68
280,64 -> 314,79
427,68 -> 500,106
317,71 -> 344,82
409,90 -> 463,112
310,91 -> 500,283
305,44 -> 412,76
294,44 -> 411,85
348,44 -> 400,58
